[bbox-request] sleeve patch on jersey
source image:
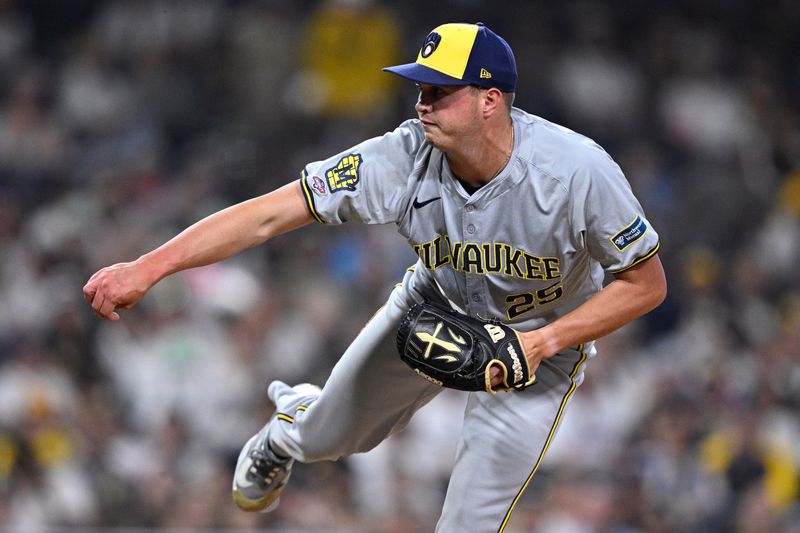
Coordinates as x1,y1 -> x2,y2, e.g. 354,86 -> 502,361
299,172 -> 324,224
611,215 -> 647,251
326,153 -> 363,193
311,175 -> 327,196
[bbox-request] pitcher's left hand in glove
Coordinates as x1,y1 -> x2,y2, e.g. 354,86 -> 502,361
396,303 -> 536,394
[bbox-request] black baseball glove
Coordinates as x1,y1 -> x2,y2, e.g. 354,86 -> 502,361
396,302 -> 536,393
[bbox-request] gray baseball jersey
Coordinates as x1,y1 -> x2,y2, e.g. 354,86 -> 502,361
300,107 -> 660,333
269,106 -> 660,531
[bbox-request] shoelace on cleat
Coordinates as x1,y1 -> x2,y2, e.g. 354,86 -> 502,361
248,449 -> 283,489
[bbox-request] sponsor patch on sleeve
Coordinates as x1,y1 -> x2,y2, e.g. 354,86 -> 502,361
311,175 -> 327,196
611,215 -> 647,251
299,170 -> 324,223
326,153 -> 363,193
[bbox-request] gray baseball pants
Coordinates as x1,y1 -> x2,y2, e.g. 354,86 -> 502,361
268,270 -> 588,532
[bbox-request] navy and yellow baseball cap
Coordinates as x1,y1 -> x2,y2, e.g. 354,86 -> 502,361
383,23 -> 517,92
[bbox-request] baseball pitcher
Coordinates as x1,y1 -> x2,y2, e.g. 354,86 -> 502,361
84,22 -> 666,532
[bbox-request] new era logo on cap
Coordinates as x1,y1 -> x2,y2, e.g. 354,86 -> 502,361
383,22 -> 517,92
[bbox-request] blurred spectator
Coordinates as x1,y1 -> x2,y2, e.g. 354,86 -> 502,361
287,0 -> 402,120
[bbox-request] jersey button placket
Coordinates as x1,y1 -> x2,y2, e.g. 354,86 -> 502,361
463,204 -> 485,315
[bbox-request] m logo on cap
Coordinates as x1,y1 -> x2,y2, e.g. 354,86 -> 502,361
383,23 -> 518,93
420,32 -> 441,58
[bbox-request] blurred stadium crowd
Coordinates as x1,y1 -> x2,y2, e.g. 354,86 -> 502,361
1,0 -> 799,531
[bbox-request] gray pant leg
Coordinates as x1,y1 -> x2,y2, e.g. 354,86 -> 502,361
436,346 -> 591,533
269,279 -> 442,463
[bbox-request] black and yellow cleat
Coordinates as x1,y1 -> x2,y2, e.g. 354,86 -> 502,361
232,381 -> 321,513
231,428 -> 294,513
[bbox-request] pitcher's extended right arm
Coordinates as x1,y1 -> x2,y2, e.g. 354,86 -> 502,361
83,182 -> 312,320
